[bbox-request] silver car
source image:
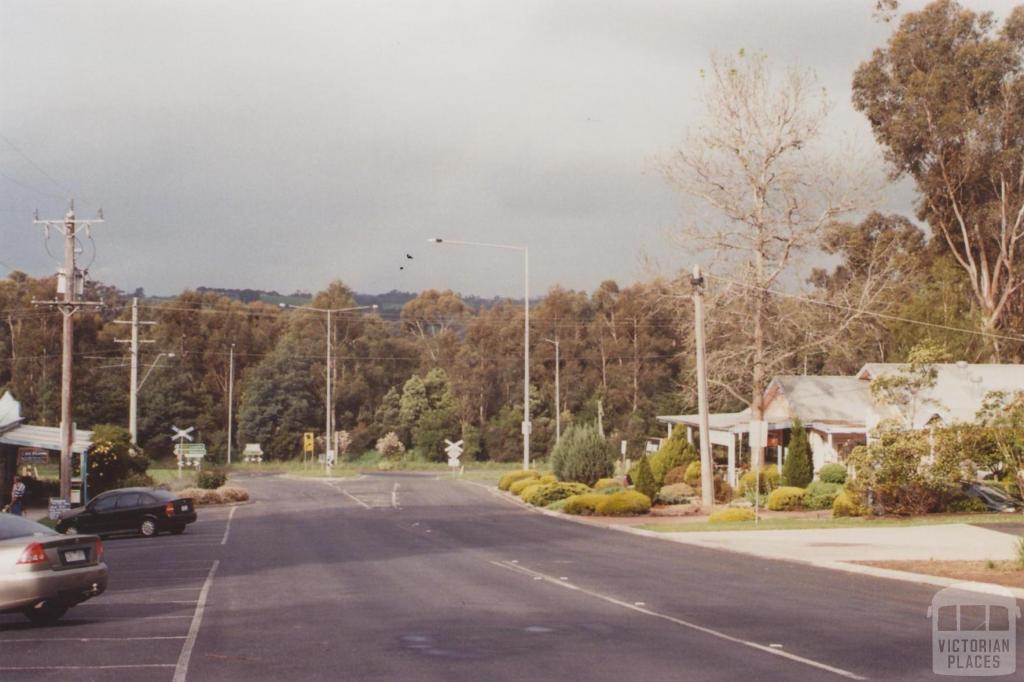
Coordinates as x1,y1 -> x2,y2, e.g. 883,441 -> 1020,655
0,514 -> 108,623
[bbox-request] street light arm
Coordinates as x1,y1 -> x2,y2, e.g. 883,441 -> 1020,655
428,238 -> 526,252
137,352 -> 175,391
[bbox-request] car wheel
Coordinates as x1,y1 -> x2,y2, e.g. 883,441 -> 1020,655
23,601 -> 68,624
140,518 -> 158,537
171,524 -> 186,535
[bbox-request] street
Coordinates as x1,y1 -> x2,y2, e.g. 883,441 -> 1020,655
2,473 -> 1016,681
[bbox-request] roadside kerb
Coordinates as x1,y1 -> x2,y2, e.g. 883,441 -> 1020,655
459,478 -> 1024,600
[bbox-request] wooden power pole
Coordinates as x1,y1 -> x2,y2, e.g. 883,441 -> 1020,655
33,201 -> 104,502
115,297 -> 155,445
691,265 -> 714,509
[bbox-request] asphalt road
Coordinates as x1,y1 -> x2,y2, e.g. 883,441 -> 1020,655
3,472 -> 1020,681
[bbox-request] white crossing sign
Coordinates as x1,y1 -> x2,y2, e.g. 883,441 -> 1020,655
444,439 -> 464,468
170,425 -> 195,442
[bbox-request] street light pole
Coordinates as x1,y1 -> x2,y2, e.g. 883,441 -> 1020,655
280,303 -> 377,474
429,238 -> 531,470
544,337 -> 560,443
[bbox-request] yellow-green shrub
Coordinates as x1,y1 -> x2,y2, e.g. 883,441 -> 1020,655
832,489 -> 864,517
656,483 -> 694,505
595,490 -> 651,516
510,477 -> 542,495
708,508 -> 755,523
766,486 -> 806,511
217,485 -> 250,503
498,469 -> 539,491
737,464 -> 781,495
684,461 -> 702,486
538,474 -> 558,485
523,482 -> 592,507
518,482 -> 545,500
563,493 -> 606,515
594,478 -> 620,490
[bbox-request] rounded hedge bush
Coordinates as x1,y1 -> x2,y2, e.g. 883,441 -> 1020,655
498,470 -> 539,491
563,493 -> 606,515
523,482 -> 592,507
803,481 -> 842,510
832,489 -> 863,517
595,490 -> 651,516
538,474 -> 558,485
708,508 -> 755,522
510,477 -> 542,496
656,483 -> 693,505
594,478 -> 621,490
549,423 -> 616,486
518,482 -> 545,500
818,463 -> 848,485
737,464 -> 781,496
197,468 -> 228,490
766,486 -> 806,511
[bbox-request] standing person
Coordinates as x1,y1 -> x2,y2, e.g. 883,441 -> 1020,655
9,475 -> 25,516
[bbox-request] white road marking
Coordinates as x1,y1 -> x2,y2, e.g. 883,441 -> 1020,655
490,560 -> 867,681
107,586 -> 202,594
173,559 -> 219,682
0,664 -> 175,671
342,490 -> 371,509
78,599 -> 199,606
392,482 -> 400,508
0,636 -> 186,643
221,505 -> 238,545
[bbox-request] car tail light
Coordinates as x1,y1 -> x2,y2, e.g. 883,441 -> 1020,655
16,542 -> 49,566
95,538 -> 104,563
165,502 -> 175,516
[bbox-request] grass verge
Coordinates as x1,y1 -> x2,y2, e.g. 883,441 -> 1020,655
638,512 -> 1024,533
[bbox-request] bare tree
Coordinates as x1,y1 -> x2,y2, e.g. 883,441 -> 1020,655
662,51 -> 865,467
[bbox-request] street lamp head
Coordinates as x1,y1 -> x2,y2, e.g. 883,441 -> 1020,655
428,238 -> 443,243
371,304 -> 379,310
278,302 -> 288,309
167,353 -> 176,358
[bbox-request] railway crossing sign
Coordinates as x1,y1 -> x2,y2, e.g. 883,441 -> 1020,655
171,425 -> 195,442
444,439 -> 463,468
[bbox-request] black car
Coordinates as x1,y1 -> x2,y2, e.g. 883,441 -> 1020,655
56,487 -> 197,537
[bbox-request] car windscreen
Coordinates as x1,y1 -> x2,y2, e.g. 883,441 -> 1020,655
0,514 -> 58,540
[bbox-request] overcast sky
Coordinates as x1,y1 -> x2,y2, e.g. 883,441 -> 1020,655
0,0 -> 1018,299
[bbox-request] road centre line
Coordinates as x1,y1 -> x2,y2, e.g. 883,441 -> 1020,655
0,635 -> 186,643
0,664 -> 175,671
489,560 -> 867,681
221,505 -> 238,545
173,559 -> 219,682
341,489 -> 371,509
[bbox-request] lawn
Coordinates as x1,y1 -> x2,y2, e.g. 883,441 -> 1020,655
639,512 -> 1024,533
855,559 -> 1024,589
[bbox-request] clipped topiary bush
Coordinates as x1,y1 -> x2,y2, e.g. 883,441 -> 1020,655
708,508 -> 755,523
683,460 -> 702,486
594,478 -> 621,490
596,490 -> 652,516
803,481 -> 842,510
656,483 -> 693,505
832,489 -> 864,517
630,455 -> 659,501
766,486 -> 806,511
550,423 -> 616,486
649,429 -> 697,485
563,493 -> 607,515
510,477 -> 542,496
498,469 -> 539,491
538,474 -> 558,485
518,482 -> 545,500
523,482 -> 592,507
818,463 -> 848,485
197,468 -> 228,490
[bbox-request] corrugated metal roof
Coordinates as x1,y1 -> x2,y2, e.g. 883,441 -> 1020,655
768,375 -> 874,423
0,424 -> 93,453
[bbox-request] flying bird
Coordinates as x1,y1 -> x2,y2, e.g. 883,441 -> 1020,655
406,254 -> 414,259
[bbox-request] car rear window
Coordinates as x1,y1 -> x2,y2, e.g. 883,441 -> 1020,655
148,489 -> 176,502
0,514 -> 58,540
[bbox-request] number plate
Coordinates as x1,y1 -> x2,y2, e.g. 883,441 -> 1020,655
63,549 -> 86,563
181,504 -> 190,512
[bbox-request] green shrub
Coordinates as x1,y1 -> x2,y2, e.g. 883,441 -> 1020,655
782,418 -> 813,487
803,481 -> 842,510
818,463 -> 848,485
630,455 -> 659,501
523,482 -> 592,507
83,424 -> 151,497
538,474 -> 558,485
683,461 -> 702,486
709,508 -> 755,523
649,430 -> 697,485
594,478 -> 620,490
563,493 -> 605,515
945,496 -> 988,513
197,468 -> 228,490
498,469 -> 539,491
832,489 -> 864,517
656,483 -> 693,505
766,486 -> 806,511
117,472 -> 156,489
510,477 -> 542,496
737,464 -> 780,496
518,482 -> 545,500
549,423 -> 616,486
663,465 -> 688,486
595,490 -> 651,516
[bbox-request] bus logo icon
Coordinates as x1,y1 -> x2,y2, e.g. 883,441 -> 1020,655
929,583 -> 1020,676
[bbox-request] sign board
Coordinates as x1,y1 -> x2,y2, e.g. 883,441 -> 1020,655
48,497 -> 70,521
645,438 -> 663,454
243,443 -> 263,463
748,420 -> 768,449
18,447 -> 50,465
444,439 -> 463,468
303,432 -> 315,453
174,443 -> 208,459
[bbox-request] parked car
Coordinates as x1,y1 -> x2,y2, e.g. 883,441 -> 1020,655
56,487 -> 197,537
963,483 -> 1022,513
0,513 -> 107,623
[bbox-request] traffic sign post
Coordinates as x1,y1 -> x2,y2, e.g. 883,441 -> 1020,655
303,432 -> 314,468
445,439 -> 464,470
171,426 -> 195,479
